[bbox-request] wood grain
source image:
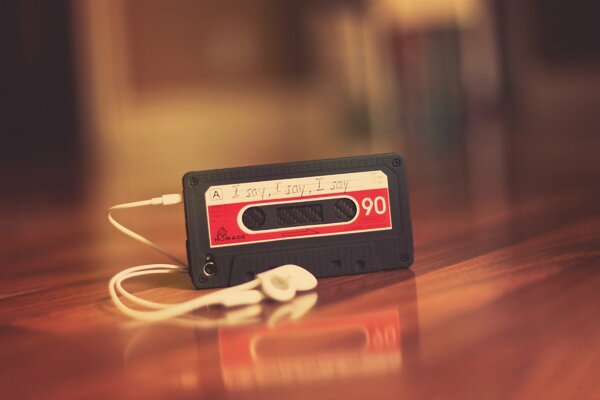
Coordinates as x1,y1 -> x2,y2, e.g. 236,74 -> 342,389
1,150 -> 599,400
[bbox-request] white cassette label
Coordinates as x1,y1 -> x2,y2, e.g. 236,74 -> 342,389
205,170 -> 392,247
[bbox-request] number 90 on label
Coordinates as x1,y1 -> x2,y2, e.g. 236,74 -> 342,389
361,196 -> 387,216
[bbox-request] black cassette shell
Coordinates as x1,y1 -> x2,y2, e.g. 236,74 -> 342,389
182,153 -> 413,289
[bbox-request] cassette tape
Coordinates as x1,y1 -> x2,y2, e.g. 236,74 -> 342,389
182,153 -> 413,289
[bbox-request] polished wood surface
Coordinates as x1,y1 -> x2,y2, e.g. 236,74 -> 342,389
1,146 -> 599,400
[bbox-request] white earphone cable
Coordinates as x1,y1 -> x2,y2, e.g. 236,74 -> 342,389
106,194 -> 216,322
107,194 -> 317,323
109,264 -> 262,322
107,194 -> 187,267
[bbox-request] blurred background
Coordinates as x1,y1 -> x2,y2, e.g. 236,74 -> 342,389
3,3 -> 600,397
2,0 -> 600,207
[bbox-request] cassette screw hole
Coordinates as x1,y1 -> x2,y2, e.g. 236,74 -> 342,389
392,158 -> 402,167
400,253 -> 410,262
355,259 -> 366,270
203,261 -> 216,276
190,177 -> 199,186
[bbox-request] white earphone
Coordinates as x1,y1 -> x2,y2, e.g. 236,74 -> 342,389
109,264 -> 318,322
106,194 -> 318,323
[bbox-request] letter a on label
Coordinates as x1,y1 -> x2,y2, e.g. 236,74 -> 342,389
212,189 -> 223,200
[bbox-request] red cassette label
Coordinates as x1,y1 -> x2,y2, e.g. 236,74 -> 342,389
205,171 -> 392,248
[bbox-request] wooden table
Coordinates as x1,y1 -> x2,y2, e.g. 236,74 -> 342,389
1,145 -> 599,399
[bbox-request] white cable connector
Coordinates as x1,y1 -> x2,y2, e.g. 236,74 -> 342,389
107,194 -> 186,266
151,194 -> 183,206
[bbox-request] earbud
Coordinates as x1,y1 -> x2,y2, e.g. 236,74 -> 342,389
109,264 -> 317,322
256,264 -> 318,302
214,265 -> 317,306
